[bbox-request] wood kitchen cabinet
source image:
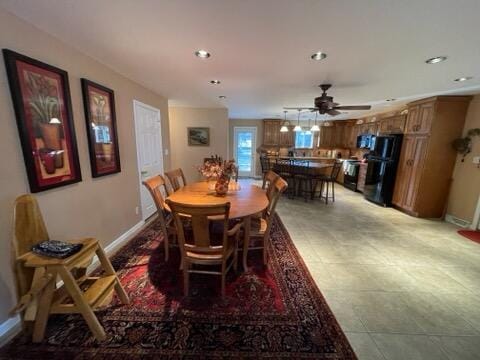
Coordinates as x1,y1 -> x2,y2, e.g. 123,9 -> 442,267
263,120 -> 280,145
392,96 -> 471,218
405,101 -> 434,134
278,126 -> 294,146
379,115 -> 406,134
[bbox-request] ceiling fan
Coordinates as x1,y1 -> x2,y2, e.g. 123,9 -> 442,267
284,84 -> 371,116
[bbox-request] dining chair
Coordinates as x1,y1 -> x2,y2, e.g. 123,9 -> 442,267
260,155 -> 271,189
264,170 -> 280,200
165,200 -> 242,297
318,161 -> 343,204
165,168 -> 187,192
142,175 -> 176,261
246,175 -> 288,265
272,159 -> 295,198
11,194 -> 129,342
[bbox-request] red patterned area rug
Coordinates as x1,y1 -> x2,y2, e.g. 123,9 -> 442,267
1,215 -> 356,359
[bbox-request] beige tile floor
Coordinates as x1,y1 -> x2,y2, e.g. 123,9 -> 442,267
251,180 -> 480,360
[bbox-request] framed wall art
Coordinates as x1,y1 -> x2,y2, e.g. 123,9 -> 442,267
81,79 -> 121,177
3,49 -> 82,192
187,127 -> 210,146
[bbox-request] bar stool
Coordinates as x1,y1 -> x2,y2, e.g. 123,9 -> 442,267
318,161 -> 343,204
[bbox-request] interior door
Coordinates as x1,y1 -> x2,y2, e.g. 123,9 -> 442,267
234,127 -> 257,178
133,100 -> 164,220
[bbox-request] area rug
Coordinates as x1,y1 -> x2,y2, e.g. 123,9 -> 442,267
1,215 -> 356,359
458,229 -> 480,244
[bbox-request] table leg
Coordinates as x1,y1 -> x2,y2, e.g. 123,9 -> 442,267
242,216 -> 251,271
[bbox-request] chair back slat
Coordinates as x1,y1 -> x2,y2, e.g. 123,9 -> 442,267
264,170 -> 280,202
165,168 -> 187,192
265,176 -> 288,220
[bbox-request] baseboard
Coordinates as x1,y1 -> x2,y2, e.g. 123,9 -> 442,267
0,220 -> 146,348
0,315 -> 21,348
87,220 -> 145,273
445,214 -> 471,228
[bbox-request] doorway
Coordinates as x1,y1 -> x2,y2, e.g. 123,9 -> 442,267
133,100 -> 164,220
234,127 -> 257,178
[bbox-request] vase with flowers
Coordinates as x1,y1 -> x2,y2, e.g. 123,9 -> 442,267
197,159 -> 236,196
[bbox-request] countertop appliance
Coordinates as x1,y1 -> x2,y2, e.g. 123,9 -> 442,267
343,160 -> 361,192
356,134 -> 374,149
364,134 -> 403,206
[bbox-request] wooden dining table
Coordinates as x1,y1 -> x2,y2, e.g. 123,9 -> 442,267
166,181 -> 269,271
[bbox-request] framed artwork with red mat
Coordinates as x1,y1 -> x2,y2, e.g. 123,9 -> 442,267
0,215 -> 357,359
81,78 -> 121,177
3,49 -> 82,192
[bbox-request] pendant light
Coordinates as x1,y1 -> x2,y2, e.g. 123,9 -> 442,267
280,110 -> 289,132
311,111 -> 320,132
293,109 -> 302,132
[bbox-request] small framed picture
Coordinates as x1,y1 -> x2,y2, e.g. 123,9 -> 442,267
81,79 -> 121,177
188,127 -> 210,146
3,49 -> 82,192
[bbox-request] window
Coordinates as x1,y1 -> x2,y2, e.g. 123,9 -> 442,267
295,130 -> 313,148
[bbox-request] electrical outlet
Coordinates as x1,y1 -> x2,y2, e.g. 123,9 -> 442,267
473,156 -> 480,165
135,206 -> 139,215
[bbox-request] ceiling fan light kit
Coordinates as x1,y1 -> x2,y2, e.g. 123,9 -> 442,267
284,84 -> 371,116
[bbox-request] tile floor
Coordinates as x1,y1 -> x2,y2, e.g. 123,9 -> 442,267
258,181 -> 480,360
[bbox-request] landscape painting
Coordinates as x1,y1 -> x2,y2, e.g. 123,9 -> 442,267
188,127 -> 210,146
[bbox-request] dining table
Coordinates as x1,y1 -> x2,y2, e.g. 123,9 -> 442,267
166,181 -> 269,271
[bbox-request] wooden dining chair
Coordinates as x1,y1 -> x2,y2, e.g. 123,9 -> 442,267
165,168 -> 187,192
246,176 -> 288,264
260,155 -> 272,189
11,194 -> 129,343
273,159 -> 295,198
166,200 -> 242,297
142,175 -> 176,261
264,170 -> 280,200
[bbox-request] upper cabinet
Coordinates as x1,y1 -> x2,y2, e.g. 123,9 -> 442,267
379,114 -> 406,134
263,120 -> 280,145
263,120 -> 294,146
405,101 -> 434,134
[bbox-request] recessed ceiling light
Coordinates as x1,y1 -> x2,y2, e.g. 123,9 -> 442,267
210,80 -> 221,84
386,98 -> 396,102
195,49 -> 210,58
311,52 -> 327,61
219,95 -> 226,99
425,56 -> 447,64
454,76 -> 473,82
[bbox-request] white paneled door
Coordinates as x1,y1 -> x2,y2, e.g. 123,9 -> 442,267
234,127 -> 257,178
133,100 -> 164,220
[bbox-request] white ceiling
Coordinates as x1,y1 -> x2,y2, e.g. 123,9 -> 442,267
2,0 -> 480,120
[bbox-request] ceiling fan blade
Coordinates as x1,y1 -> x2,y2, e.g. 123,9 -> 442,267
334,105 -> 372,110
283,107 -> 317,110
327,109 -> 341,116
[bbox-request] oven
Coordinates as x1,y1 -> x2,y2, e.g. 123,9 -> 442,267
343,160 -> 361,191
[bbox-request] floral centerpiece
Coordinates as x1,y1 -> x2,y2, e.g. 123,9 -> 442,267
197,159 -> 236,196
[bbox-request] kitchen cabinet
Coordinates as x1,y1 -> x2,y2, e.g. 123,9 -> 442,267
392,135 -> 428,210
263,120 -> 280,145
392,96 -> 471,218
405,101 -> 434,134
379,115 -> 406,134
279,126 -> 294,147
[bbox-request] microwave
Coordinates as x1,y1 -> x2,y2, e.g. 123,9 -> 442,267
356,134 -> 374,149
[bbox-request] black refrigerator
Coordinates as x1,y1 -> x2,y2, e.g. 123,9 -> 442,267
364,134 -> 403,206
